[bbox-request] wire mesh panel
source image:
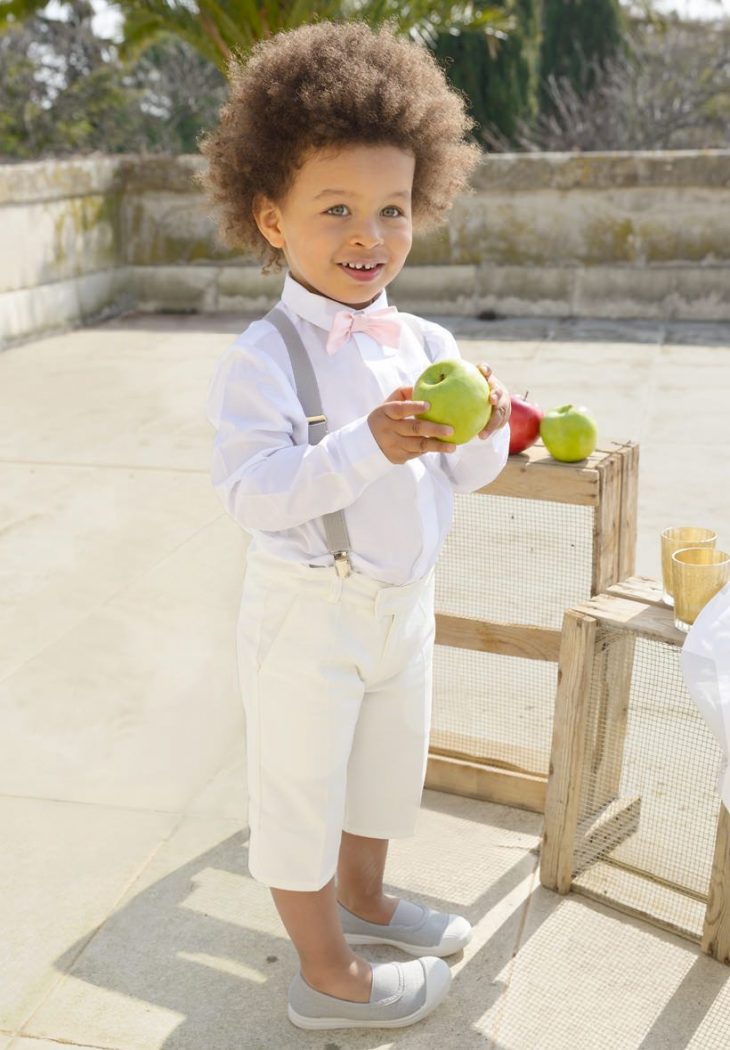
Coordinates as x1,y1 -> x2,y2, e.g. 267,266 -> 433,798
431,645 -> 561,773
435,494 -> 595,629
574,627 -> 724,941
541,587 -> 730,962
427,441 -> 639,812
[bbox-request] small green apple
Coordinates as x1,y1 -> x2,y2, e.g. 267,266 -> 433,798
412,359 -> 492,445
540,404 -> 598,462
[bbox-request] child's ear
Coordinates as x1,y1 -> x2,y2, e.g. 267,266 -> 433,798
252,194 -> 284,249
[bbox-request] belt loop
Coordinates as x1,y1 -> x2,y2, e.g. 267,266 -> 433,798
328,573 -> 344,602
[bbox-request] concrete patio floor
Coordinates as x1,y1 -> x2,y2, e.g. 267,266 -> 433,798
2,310 -> 730,1050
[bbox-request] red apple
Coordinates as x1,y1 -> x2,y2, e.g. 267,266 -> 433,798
508,392 -> 544,455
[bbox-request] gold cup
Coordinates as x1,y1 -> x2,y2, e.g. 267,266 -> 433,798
660,526 -> 717,605
671,547 -> 730,633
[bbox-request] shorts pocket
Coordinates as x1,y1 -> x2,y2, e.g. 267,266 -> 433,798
255,587 -> 304,671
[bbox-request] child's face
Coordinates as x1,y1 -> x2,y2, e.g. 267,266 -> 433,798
254,143 -> 415,309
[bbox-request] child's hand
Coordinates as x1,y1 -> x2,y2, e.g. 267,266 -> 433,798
368,386 -> 457,464
476,363 -> 511,439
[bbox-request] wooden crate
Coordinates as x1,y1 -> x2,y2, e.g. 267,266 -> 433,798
541,578 -> 730,965
426,439 -> 639,813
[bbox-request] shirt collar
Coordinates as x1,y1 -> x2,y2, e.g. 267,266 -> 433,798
280,270 -> 391,333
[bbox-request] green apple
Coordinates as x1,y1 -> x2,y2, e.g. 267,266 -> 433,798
412,359 -> 492,444
540,404 -> 598,462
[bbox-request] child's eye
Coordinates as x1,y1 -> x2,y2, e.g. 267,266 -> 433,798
324,205 -> 404,217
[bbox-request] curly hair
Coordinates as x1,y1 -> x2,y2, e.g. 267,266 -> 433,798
196,18 -> 482,274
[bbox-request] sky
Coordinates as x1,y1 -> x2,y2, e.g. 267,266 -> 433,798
53,0 -> 730,41
650,0 -> 728,17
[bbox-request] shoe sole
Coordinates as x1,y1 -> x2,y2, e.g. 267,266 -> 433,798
342,929 -> 472,957
287,965 -> 452,1030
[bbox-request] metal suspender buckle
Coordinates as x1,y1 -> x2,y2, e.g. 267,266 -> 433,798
334,551 -> 352,578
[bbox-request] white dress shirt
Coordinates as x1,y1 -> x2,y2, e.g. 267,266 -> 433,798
206,271 -> 510,585
681,581 -> 730,809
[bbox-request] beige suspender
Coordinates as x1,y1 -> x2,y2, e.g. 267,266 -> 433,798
264,306 -> 424,578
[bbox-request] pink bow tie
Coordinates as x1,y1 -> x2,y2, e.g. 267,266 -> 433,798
326,306 -> 402,356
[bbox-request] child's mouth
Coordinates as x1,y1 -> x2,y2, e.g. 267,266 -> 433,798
338,263 -> 385,282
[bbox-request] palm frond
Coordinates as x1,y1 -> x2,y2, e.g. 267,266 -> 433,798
14,0 -> 519,81
197,0 -> 260,60
119,6 -> 222,68
199,0 -> 262,43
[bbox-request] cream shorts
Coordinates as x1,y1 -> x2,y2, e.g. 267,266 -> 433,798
235,547 -> 436,892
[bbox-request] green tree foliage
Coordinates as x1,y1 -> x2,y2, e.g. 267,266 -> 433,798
519,16 -> 730,151
0,1 -> 145,158
119,0 -> 515,73
123,36 -> 227,152
430,0 -> 540,144
0,0 -> 515,75
0,0 -> 227,159
539,0 -> 625,113
0,0 -> 516,159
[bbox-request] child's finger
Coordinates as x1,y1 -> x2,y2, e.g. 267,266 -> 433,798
384,386 -> 413,403
396,420 -> 454,441
384,399 -> 431,419
480,400 -> 509,437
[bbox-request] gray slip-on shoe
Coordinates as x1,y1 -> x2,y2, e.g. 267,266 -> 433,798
337,898 -> 472,957
287,956 -> 451,1030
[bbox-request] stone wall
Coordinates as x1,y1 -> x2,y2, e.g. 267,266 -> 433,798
0,157 -> 130,345
2,150 -> 728,345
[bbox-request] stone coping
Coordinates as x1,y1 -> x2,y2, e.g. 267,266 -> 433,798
2,149 -> 729,204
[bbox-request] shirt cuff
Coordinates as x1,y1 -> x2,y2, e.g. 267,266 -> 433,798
337,416 -> 395,483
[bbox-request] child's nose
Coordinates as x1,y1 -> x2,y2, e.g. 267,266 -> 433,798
349,219 -> 385,246
350,234 -> 384,251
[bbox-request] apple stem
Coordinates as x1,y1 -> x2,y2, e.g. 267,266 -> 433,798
524,390 -> 529,399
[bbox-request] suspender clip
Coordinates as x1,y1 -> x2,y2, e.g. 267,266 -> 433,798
334,551 -> 352,578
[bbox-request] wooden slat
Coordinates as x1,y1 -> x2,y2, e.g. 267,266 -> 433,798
607,575 -> 667,608
583,627 -> 636,816
540,610 -> 597,893
425,752 -> 546,814
477,440 -> 601,506
618,441 -> 640,580
592,448 -> 624,594
573,593 -> 684,647
435,613 -> 562,661
702,803 -> 730,965
429,728 -> 547,777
